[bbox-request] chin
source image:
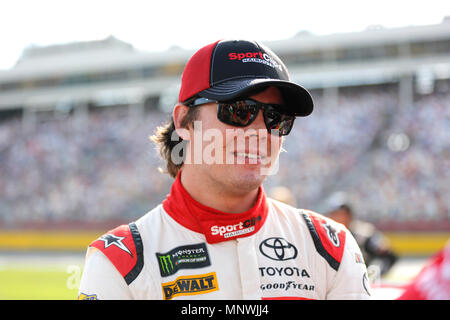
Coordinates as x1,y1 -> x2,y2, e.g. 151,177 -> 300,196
204,163 -> 273,194
228,167 -> 268,191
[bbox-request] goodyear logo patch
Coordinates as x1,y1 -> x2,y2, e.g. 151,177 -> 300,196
161,272 -> 219,300
78,292 -> 98,300
156,243 -> 211,277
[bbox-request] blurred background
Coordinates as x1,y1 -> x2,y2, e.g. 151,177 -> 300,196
0,0 -> 449,299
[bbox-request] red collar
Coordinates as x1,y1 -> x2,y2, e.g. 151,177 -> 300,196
162,172 -> 269,244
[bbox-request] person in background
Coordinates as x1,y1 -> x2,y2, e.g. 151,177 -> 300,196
397,240 -> 450,300
328,204 -> 398,276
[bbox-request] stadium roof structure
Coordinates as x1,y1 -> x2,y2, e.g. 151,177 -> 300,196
0,20 -> 449,111
0,36 -> 191,82
269,19 -> 450,52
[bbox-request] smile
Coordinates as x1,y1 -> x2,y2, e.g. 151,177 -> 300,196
234,152 -> 261,160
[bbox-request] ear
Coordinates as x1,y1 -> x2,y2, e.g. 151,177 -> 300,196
172,103 -> 191,141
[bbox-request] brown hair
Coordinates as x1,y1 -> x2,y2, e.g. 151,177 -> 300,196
150,107 -> 199,178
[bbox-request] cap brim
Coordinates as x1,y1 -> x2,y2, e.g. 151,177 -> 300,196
198,78 -> 313,117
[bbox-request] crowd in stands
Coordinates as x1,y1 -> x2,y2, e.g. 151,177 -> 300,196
0,108 -> 173,227
0,83 -> 448,229
269,86 -> 396,213
338,90 -> 450,225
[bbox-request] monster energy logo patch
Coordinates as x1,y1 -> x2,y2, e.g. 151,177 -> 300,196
156,243 -> 211,277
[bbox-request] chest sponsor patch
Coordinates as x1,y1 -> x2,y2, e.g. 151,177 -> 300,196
156,243 -> 211,277
161,272 -> 219,300
77,292 -> 98,300
259,237 -> 298,261
209,216 -> 262,241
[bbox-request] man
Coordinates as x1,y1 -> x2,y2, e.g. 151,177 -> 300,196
328,204 -> 398,276
78,39 -> 371,300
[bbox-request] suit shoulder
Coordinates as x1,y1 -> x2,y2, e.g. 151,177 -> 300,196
89,222 -> 144,285
299,209 -> 347,271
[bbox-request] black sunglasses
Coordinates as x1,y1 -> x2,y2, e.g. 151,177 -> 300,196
186,97 -> 295,136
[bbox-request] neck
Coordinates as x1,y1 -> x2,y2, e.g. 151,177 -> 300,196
180,167 -> 260,213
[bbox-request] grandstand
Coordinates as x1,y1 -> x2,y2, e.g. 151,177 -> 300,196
0,19 -> 449,250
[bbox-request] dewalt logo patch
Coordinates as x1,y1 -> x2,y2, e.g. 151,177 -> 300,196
161,272 -> 219,300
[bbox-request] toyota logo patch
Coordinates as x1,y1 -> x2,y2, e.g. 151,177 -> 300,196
259,237 -> 298,261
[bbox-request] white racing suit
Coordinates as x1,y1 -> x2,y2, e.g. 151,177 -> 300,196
78,175 -> 371,300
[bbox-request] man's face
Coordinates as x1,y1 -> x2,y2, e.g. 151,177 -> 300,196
184,86 -> 284,194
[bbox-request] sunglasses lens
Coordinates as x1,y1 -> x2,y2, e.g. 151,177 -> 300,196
218,101 -> 259,126
217,100 -> 294,136
264,107 -> 295,136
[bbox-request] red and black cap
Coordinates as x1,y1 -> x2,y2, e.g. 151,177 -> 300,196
178,39 -> 313,117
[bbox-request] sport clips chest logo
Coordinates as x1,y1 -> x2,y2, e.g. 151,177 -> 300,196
228,51 -> 282,71
210,216 -> 262,239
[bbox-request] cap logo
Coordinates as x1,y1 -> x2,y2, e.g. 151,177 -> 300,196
228,51 -> 282,71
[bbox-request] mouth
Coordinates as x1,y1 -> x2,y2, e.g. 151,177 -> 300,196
232,151 -> 267,165
235,152 -> 261,159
